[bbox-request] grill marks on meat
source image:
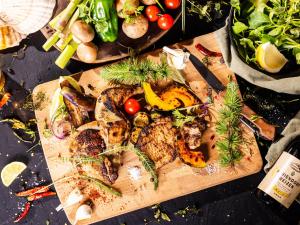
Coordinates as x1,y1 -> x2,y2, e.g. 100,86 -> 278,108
70,129 -> 118,184
107,120 -> 130,145
136,117 -> 177,169
100,86 -> 143,117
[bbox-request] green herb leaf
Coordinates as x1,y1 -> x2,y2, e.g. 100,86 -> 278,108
132,147 -> 158,190
248,10 -> 270,29
161,212 -> 171,221
233,21 -> 248,34
172,110 -> 196,128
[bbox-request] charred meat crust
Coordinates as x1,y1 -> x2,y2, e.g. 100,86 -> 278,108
70,129 -> 118,184
135,117 -> 178,169
99,86 -> 143,117
61,86 -> 96,111
64,98 -> 90,128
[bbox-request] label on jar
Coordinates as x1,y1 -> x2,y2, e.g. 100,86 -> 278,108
258,152 -> 300,208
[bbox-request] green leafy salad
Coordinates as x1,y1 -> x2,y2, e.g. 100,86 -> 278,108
231,0 -> 300,69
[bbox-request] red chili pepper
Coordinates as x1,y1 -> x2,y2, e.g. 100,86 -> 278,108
16,186 -> 50,197
195,43 -> 222,57
27,191 -> 56,201
0,92 -> 11,109
14,202 -> 31,223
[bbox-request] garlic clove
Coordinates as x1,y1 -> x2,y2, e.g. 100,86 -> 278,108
74,204 -> 92,224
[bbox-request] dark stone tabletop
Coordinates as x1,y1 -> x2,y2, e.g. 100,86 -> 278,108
0,12 -> 299,225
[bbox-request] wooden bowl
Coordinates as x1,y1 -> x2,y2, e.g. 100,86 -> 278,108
41,0 -> 181,64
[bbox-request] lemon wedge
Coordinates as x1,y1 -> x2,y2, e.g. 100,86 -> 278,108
256,42 -> 288,73
1,162 -> 26,187
49,88 -> 64,120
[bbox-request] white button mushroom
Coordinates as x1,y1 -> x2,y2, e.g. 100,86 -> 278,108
71,20 -> 95,43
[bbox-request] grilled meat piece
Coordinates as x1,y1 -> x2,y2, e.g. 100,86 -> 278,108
61,86 -> 96,111
136,117 -> 177,169
107,120 -> 130,145
69,129 -> 118,184
180,118 -> 206,150
97,86 -> 143,117
64,98 -> 90,128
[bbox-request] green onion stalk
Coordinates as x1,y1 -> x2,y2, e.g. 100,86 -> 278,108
55,40 -> 79,69
53,0 -> 82,32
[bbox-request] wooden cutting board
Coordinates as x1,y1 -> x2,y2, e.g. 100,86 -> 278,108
33,32 -> 263,225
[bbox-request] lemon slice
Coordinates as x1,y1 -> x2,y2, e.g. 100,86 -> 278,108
256,42 -> 288,73
1,162 -> 26,187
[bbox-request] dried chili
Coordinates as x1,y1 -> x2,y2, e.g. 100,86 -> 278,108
195,43 -> 222,57
14,202 -> 31,223
16,186 -> 50,197
27,191 -> 56,201
0,93 -> 11,109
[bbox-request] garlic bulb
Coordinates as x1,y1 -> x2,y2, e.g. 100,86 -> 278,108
56,188 -> 84,212
74,204 -> 92,224
162,46 -> 190,70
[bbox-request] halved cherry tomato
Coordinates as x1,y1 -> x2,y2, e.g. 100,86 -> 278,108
164,0 -> 181,9
124,98 -> 141,115
145,5 -> 161,22
157,14 -> 174,30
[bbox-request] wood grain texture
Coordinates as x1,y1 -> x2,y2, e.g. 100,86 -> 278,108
41,0 -> 181,64
33,32 -> 263,225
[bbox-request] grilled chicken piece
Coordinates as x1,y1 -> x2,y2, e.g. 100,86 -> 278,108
96,86 -> 143,118
136,117 -> 177,169
180,118 -> 206,150
69,129 -> 118,184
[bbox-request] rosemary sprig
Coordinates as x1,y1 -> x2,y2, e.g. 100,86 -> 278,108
81,175 -> 122,197
132,147 -> 158,190
0,118 -> 37,143
216,82 -> 243,167
100,57 -> 173,85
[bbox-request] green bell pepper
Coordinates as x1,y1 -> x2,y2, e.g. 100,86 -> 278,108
92,0 -> 118,42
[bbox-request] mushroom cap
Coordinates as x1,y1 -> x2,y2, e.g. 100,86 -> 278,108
71,20 -> 95,43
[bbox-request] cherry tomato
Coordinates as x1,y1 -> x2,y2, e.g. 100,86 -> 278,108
124,98 -> 141,115
157,14 -> 174,30
164,0 -> 181,9
145,5 -> 161,22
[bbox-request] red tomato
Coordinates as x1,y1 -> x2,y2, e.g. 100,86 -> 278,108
157,14 -> 174,30
145,5 -> 161,22
164,0 -> 181,9
124,98 -> 141,115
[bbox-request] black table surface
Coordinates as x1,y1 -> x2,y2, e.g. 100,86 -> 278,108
0,13 -> 300,225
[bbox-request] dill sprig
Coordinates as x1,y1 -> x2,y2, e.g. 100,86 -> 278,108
132,147 -> 158,190
61,155 -> 104,165
216,82 -> 243,167
100,57 -> 173,85
0,118 -> 37,143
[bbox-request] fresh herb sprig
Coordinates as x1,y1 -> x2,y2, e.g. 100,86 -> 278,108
132,147 -> 158,190
216,81 -> 243,167
0,118 -> 37,143
101,57 -> 173,85
81,175 -> 122,197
